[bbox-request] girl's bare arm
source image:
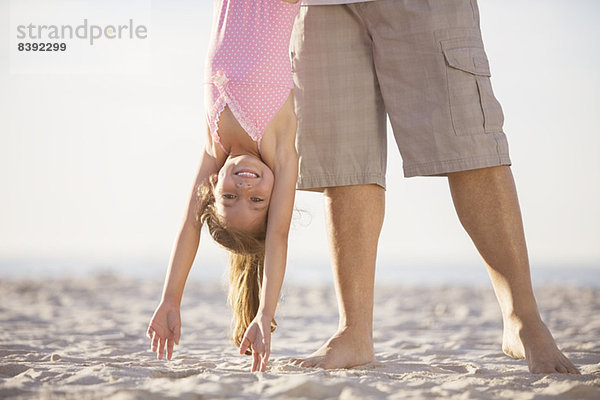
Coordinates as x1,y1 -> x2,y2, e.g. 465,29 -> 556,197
159,145 -> 220,306
239,129 -> 298,371
259,142 -> 298,318
147,139 -> 219,361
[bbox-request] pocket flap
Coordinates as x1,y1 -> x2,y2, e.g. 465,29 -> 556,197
441,38 -> 491,76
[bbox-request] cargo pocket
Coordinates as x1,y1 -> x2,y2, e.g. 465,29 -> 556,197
441,37 -> 504,136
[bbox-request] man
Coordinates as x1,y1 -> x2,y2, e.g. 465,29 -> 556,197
290,0 -> 578,374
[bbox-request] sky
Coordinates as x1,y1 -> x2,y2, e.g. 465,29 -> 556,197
0,0 -> 599,281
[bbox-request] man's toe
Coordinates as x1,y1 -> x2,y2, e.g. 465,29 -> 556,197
299,357 -> 322,368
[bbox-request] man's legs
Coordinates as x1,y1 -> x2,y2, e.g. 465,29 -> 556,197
448,165 -> 579,374
365,0 -> 577,373
291,4 -> 387,368
298,184 -> 384,369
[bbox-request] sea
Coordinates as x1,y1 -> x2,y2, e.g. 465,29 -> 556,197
1,256 -> 599,288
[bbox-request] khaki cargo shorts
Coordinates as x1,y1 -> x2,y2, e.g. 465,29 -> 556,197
291,0 -> 511,190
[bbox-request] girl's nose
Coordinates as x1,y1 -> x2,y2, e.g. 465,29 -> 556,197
236,181 -> 251,188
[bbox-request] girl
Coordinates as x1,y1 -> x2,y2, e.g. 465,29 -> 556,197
147,0 -> 301,373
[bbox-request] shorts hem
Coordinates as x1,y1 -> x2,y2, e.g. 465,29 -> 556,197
403,154 -> 512,177
297,173 -> 386,192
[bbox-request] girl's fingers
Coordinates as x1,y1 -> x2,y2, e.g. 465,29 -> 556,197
260,341 -> 270,372
260,355 -> 267,372
158,337 -> 166,360
166,339 -> 173,360
263,337 -> 270,359
166,338 -> 174,360
151,332 -> 159,353
239,336 -> 251,355
146,326 -> 153,339
252,347 -> 260,372
173,324 -> 181,345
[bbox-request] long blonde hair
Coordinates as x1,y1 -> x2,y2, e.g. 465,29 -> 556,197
196,176 -> 276,354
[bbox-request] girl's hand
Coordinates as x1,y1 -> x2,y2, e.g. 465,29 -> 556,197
239,313 -> 273,372
146,301 -> 181,361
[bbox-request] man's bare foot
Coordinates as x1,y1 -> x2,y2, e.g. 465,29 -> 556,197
502,314 -> 580,374
292,329 -> 375,369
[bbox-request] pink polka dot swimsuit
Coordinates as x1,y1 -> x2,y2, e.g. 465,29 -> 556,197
205,0 -> 301,154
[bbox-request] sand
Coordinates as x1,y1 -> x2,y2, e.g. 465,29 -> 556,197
1,274 -> 599,399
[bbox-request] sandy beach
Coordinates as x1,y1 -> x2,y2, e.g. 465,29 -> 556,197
1,274 -> 599,399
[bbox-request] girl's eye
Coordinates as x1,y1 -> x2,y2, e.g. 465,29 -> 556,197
223,194 -> 236,199
250,197 -> 263,203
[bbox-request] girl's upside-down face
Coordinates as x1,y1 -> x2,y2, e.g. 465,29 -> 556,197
214,154 -> 274,233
